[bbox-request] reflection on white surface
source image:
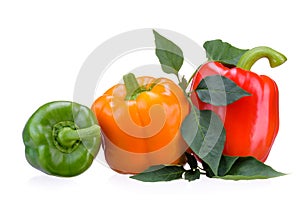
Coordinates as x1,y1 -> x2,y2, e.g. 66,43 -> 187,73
28,175 -> 78,188
106,172 -> 286,200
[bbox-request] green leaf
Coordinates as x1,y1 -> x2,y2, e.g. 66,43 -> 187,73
130,165 -> 185,182
202,155 -> 239,178
204,39 -> 249,65
217,155 -> 239,176
153,30 -> 184,75
220,157 -> 286,180
184,169 -> 201,181
181,106 -> 225,175
196,75 -> 251,106
202,162 -> 215,178
185,152 -> 198,170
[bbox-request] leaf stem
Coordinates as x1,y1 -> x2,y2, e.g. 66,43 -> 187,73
187,64 -> 202,87
175,73 -> 181,83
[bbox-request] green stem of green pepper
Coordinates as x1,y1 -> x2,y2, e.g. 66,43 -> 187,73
236,46 -> 287,71
57,125 -> 100,149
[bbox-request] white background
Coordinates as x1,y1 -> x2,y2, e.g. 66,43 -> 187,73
1,0 -> 299,199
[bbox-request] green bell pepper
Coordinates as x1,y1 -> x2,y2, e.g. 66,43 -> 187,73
23,101 -> 101,177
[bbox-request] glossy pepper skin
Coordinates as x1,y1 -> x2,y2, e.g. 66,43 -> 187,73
92,74 -> 189,174
191,47 -> 287,162
23,101 -> 101,177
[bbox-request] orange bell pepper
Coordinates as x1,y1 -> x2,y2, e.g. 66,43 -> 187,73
91,73 -> 189,174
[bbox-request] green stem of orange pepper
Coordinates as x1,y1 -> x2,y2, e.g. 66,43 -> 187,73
123,73 -> 151,100
123,73 -> 140,100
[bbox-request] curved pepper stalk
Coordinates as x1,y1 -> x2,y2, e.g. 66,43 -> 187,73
237,46 -> 287,70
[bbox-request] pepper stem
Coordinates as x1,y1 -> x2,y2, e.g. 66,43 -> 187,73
236,46 -> 287,71
123,73 -> 141,100
58,125 -> 100,148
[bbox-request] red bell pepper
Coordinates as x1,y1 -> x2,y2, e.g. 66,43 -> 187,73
191,46 -> 287,162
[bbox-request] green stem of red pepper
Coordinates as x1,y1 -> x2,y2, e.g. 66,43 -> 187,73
237,46 -> 287,71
